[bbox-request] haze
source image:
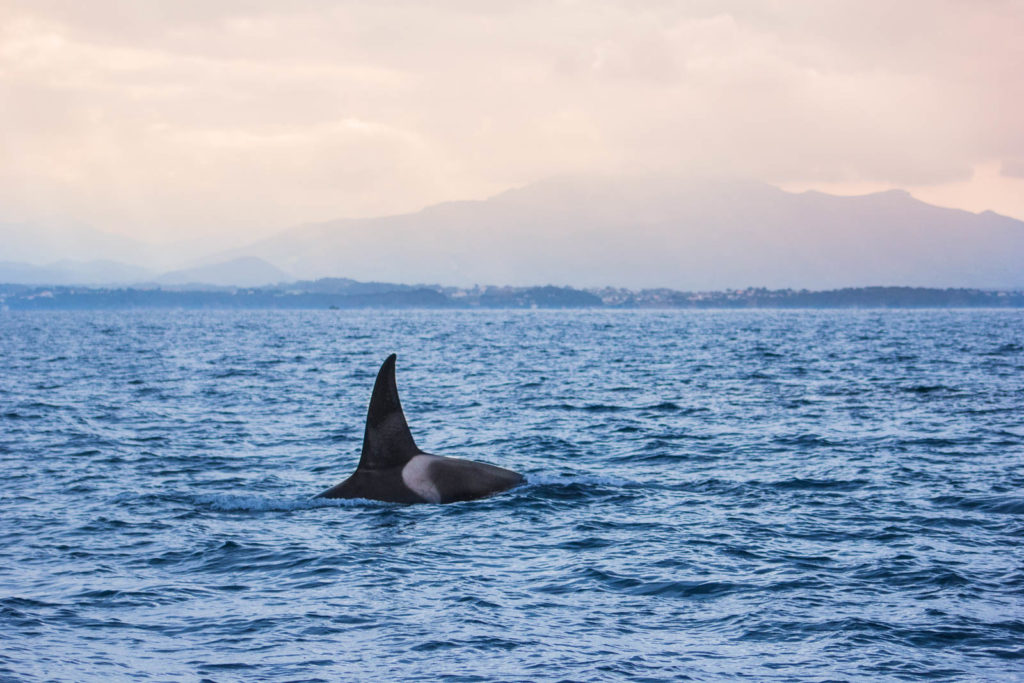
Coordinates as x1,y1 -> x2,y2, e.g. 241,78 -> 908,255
1,0 -> 1022,264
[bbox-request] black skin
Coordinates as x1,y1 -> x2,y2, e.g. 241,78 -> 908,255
425,457 -> 524,503
318,467 -> 425,504
317,354 -> 524,504
318,455 -> 524,504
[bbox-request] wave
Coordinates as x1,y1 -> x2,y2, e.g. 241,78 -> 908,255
902,384 -> 958,394
524,473 -> 641,488
192,493 -> 381,512
183,474 -> 643,511
931,495 -> 1024,515
98,472 -> 652,514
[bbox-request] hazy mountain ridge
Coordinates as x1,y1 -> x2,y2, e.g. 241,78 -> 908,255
0,259 -> 154,286
0,257 -> 290,288
220,177 -> 1024,289
156,257 -> 293,287
0,220 -> 172,269
3,177 -> 1023,289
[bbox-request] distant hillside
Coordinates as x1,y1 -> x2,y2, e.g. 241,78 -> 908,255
0,220 -> 163,267
0,256 -> 290,288
220,176 -> 1024,290
156,257 -> 293,287
4,177 -> 1023,290
0,259 -> 154,286
3,281 -> 1022,310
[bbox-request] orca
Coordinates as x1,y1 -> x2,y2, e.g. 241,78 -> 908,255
317,354 -> 524,504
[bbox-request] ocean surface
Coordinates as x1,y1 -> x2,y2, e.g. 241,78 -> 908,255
1,309 -> 1022,682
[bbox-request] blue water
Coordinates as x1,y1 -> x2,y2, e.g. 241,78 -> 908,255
1,310 -> 1022,681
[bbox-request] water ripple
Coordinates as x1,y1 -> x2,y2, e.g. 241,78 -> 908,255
1,309 -> 1022,681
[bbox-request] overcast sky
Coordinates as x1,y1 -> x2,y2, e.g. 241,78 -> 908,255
1,0 -> 1022,246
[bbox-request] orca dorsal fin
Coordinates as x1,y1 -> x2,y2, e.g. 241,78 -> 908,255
357,354 -> 420,470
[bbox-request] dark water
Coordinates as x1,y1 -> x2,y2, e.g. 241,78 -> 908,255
1,310 -> 1022,681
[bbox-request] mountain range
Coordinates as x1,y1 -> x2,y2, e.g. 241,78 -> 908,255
0,257 -> 292,288
2,176 -> 1023,289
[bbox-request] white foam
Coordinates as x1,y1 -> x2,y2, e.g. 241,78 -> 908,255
192,493 -> 382,512
525,473 -> 638,488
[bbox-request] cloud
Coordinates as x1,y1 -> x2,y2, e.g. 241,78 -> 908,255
1002,159 -> 1024,179
0,0 -> 1022,243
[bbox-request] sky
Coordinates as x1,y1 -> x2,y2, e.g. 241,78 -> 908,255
1,0 -> 1022,248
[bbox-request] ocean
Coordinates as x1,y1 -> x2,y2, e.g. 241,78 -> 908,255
1,309 -> 1022,681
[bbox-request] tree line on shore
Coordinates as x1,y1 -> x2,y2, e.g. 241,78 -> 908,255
2,280 -> 1023,310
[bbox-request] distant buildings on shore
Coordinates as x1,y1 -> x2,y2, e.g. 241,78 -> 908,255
2,280 -> 1023,310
